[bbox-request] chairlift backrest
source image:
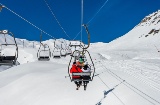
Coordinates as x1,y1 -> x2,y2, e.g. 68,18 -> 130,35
37,43 -> 51,58
69,40 -> 83,47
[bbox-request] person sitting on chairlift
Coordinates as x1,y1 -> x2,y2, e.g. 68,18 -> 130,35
82,63 -> 91,90
76,56 -> 85,69
70,62 -> 83,90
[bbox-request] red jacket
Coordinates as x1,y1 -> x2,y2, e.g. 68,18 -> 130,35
70,64 -> 82,79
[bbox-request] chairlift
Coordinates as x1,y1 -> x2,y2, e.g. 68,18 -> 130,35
0,30 -> 18,66
61,49 -> 67,57
52,40 -> 61,58
37,32 -> 51,61
68,25 -> 95,90
37,43 -> 51,61
60,43 -> 67,57
66,48 -> 72,55
68,50 -> 95,79
53,47 -> 61,58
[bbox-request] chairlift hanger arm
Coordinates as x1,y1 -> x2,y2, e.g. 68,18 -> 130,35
0,5 -> 5,12
40,31 -> 44,46
9,32 -> 18,58
82,24 -> 90,50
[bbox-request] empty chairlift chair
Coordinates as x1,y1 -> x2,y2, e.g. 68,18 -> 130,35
37,43 -> 51,61
67,48 -> 72,55
52,47 -> 61,58
60,43 -> 67,57
0,30 -> 18,65
60,48 -> 67,57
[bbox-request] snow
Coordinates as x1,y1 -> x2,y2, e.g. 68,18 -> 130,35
0,10 -> 160,105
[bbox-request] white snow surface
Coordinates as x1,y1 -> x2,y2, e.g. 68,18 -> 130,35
0,10 -> 160,105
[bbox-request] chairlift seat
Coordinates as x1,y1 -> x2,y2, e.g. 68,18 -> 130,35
0,56 -> 16,60
71,79 -> 91,82
61,54 -> 66,57
0,62 -> 14,66
0,59 -> 16,65
71,72 -> 91,82
53,56 -> 61,58
38,56 -> 50,61
41,50 -> 49,51
72,72 -> 91,76
1,44 -> 16,46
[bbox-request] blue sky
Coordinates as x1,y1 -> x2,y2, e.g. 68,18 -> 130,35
0,0 -> 160,43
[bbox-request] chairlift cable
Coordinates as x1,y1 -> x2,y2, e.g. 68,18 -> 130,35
0,2 -> 55,39
73,0 -> 110,40
87,0 -> 109,25
43,0 -> 71,40
81,0 -> 83,42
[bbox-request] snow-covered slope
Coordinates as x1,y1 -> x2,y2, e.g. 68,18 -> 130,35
0,10 -> 160,105
108,10 -> 160,51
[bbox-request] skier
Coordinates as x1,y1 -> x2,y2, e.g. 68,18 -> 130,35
76,56 -> 85,68
70,62 -> 83,90
82,63 -> 91,90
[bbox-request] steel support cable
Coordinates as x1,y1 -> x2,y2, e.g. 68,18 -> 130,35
0,3 -> 55,39
43,0 -> 71,40
96,72 -> 126,105
81,0 -> 83,42
99,60 -> 159,105
73,0 -> 110,40
87,0 -> 109,25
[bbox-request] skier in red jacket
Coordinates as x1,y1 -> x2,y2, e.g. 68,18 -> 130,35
70,62 -> 83,90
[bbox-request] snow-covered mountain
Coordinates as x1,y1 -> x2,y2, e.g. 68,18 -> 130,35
89,10 -> 160,61
108,10 -> 160,51
0,10 -> 160,105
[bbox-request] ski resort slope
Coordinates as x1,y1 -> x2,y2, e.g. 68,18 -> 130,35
0,52 -> 160,105
0,10 -> 160,105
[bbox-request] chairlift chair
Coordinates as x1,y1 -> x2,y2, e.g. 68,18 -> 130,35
67,48 -> 72,55
0,30 -> 18,66
60,48 -> 67,57
52,39 -> 61,58
52,47 -> 61,58
68,50 -> 95,82
68,25 -> 95,90
60,43 -> 66,57
37,43 -> 51,61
